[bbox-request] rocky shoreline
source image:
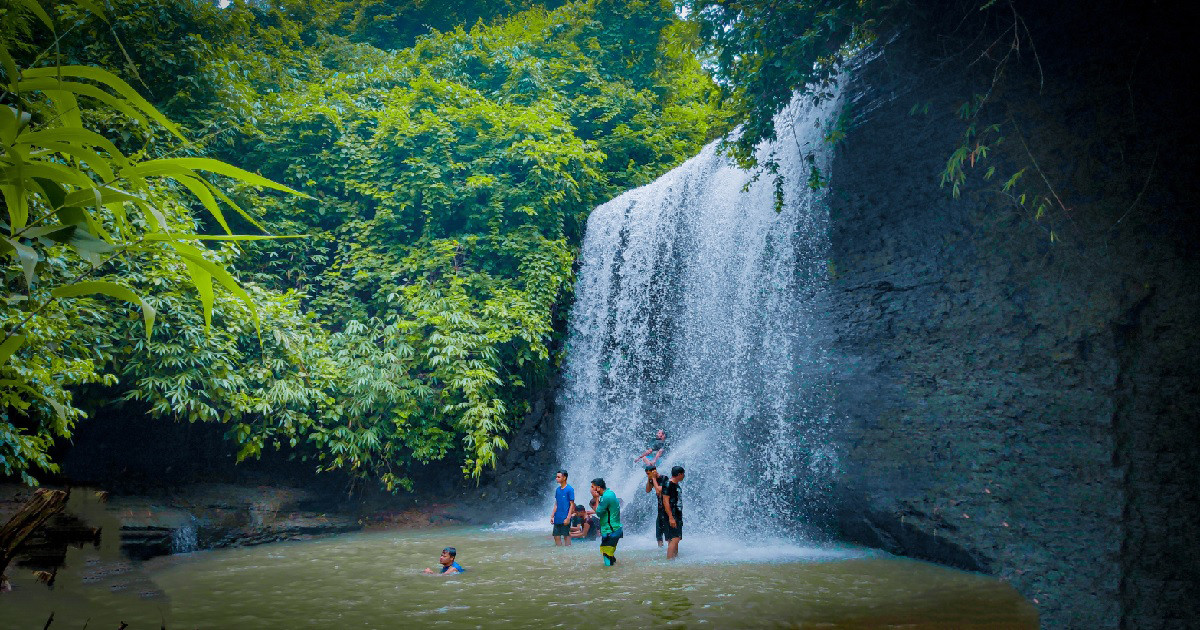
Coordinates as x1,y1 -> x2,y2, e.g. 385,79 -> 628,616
0,482 -> 490,577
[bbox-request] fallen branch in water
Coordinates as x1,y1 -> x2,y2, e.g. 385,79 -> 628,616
1,488 -> 70,591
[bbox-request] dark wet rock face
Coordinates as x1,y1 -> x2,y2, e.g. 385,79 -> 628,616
478,383 -> 557,504
824,1 -> 1199,628
0,484 -> 361,568
109,485 -> 360,559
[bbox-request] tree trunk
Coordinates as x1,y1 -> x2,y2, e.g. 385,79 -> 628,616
0,488 -> 69,590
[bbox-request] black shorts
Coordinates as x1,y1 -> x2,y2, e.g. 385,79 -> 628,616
665,517 -> 682,540
600,528 -> 624,547
552,523 -> 571,537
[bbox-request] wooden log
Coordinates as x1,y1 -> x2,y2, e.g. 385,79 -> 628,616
0,488 -> 69,590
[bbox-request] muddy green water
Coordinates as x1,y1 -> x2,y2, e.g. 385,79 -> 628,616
1,526 -> 1037,629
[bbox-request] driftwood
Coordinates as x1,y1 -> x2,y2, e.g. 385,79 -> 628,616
0,488 -> 69,590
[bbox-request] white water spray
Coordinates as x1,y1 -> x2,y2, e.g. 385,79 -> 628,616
554,90 -> 843,541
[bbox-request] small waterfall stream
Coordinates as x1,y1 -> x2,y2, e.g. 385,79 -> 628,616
555,90 -> 843,540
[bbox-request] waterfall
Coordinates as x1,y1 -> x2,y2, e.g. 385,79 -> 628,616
555,90 -> 842,541
170,517 -> 199,554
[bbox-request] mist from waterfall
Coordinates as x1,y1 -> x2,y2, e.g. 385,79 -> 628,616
554,90 -> 843,541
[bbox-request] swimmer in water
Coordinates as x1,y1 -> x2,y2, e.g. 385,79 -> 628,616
423,547 -> 465,575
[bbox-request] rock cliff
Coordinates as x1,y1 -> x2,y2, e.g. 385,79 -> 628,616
825,2 -> 1198,628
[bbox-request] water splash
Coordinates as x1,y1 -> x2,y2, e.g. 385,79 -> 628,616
555,90 -> 842,541
170,518 -> 199,554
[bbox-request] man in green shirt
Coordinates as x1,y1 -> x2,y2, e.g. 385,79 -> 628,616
590,478 -> 623,566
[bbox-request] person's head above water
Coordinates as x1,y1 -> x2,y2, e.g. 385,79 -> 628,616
555,469 -> 568,486
591,477 -> 606,492
575,504 -> 586,514
440,547 -> 456,567
656,428 -> 666,440
644,464 -> 657,477
671,465 -> 685,481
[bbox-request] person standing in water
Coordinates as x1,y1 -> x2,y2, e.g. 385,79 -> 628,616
644,464 -> 670,547
635,429 -> 667,467
551,469 -> 576,546
662,465 -> 685,559
591,478 -> 623,566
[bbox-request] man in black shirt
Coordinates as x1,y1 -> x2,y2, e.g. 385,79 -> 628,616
662,465 -> 685,559
643,464 -> 670,547
569,504 -> 600,541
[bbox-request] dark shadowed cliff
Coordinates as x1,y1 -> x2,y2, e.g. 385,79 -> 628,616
825,1 -> 1199,628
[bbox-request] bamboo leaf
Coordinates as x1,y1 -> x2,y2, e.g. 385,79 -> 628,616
1003,167 -> 1026,193
21,128 -> 127,168
35,140 -> 116,181
0,335 -> 26,366
54,205 -> 87,227
61,185 -> 142,208
65,227 -> 116,259
181,259 -> 214,330
169,242 -> 261,334
21,66 -> 185,140
0,42 -> 17,85
125,158 -> 308,197
173,173 -> 232,234
1,106 -> 18,145
70,0 -> 107,19
12,0 -> 55,31
41,90 -> 83,130
142,233 -> 303,242
5,160 -> 94,189
28,176 -> 68,209
3,237 -> 38,287
16,78 -> 158,137
51,281 -> 156,339
201,178 -> 268,232
1,177 -> 30,233
21,224 -> 75,240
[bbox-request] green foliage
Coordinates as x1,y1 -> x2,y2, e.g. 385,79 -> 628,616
3,0 -> 723,491
222,0 -> 723,486
341,0 -> 566,51
685,0 -> 881,170
688,0 -> 1072,241
933,2 -> 1067,243
1,0 -> 303,484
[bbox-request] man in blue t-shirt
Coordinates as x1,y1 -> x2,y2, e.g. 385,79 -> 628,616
550,469 -> 576,546
422,547 -> 464,575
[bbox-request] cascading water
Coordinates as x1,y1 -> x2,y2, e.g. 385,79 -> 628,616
555,89 -> 843,542
170,515 -> 200,554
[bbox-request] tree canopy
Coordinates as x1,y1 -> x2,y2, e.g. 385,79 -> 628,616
1,0 -> 726,491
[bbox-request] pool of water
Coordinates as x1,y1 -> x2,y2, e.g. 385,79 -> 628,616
0,525 -> 1037,629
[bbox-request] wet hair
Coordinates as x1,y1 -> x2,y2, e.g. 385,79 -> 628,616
657,428 -> 666,437
591,477 -> 606,490
644,464 -> 657,472
671,465 -> 685,477
442,547 -> 456,557
575,504 -> 586,512
557,469 -> 568,480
